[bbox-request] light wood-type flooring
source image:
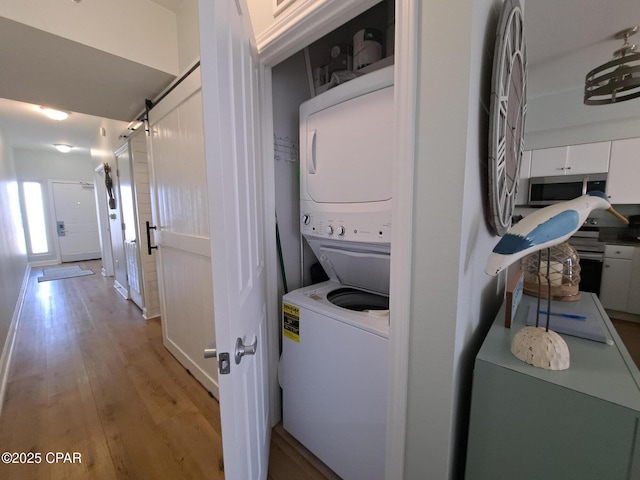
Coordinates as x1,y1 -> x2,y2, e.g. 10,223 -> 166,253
4,260 -> 640,479
0,260 -> 337,480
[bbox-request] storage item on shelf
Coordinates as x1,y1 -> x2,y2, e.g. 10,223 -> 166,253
354,28 -> 383,70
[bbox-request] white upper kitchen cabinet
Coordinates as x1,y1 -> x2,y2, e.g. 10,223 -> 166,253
607,137 -> 640,205
530,141 -> 610,177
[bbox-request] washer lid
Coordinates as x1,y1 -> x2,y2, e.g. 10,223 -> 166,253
327,287 -> 389,312
306,237 -> 390,294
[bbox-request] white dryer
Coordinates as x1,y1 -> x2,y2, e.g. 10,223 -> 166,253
281,66 -> 394,480
299,65 -> 394,250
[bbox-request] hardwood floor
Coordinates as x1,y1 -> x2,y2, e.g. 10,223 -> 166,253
0,260 -> 333,480
612,318 -> 640,368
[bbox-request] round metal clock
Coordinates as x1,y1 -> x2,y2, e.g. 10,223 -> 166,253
488,0 -> 527,236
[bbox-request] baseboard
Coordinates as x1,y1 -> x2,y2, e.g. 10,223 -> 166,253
606,309 -> 640,324
29,259 -> 60,268
0,264 -> 31,417
142,310 -> 161,321
113,280 -> 129,300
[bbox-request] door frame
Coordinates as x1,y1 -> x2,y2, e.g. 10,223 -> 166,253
48,180 -> 102,264
94,164 -> 115,276
256,1 -> 417,478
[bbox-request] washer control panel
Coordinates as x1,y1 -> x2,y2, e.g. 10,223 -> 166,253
300,210 -> 391,243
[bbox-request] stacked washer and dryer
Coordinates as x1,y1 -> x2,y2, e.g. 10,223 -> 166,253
281,66 -> 394,480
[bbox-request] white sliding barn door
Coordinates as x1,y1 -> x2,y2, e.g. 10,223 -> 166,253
199,0 -> 271,477
147,68 -> 218,397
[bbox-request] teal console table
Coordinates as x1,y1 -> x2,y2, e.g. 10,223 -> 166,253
465,293 -> 640,480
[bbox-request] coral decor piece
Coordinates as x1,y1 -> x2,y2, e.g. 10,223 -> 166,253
511,326 -> 570,370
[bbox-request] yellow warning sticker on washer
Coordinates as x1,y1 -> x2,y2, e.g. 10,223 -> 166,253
283,302 -> 300,342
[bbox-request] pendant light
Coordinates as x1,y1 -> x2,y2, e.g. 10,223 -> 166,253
584,26 -> 640,105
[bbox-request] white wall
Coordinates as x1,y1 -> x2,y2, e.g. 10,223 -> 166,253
14,148 -> 96,183
405,0 -> 506,477
271,52 -> 311,294
1,0 -> 179,75
129,133 -> 161,319
525,86 -> 640,150
177,0 -> 201,72
0,126 -> 29,385
524,18 -> 640,149
245,0 -> 275,38
14,148 -> 97,263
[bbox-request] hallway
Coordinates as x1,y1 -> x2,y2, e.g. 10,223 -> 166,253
0,260 -> 332,479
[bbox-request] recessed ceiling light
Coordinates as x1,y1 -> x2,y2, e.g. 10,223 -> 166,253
70,0 -> 82,3
40,107 -> 69,121
54,144 -> 73,153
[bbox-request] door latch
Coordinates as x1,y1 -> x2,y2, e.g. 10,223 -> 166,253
218,352 -> 230,375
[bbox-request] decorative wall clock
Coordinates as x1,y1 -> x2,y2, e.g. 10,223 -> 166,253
488,0 -> 527,236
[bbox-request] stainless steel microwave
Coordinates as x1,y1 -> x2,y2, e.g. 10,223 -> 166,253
528,173 -> 607,206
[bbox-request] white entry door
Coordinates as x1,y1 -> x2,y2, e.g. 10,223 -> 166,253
199,0 -> 271,477
51,181 -> 101,263
147,67 -> 219,398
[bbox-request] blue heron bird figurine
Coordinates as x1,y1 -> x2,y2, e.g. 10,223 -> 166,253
486,191 -> 628,371
486,191 -> 628,276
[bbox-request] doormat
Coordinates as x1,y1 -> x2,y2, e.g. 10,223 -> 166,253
38,265 -> 95,282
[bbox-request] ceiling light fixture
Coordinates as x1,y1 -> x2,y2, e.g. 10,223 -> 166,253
584,26 -> 640,105
54,144 -> 73,153
40,107 -> 69,121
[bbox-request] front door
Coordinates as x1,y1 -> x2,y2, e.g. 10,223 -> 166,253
147,67 -> 219,398
51,181 -> 101,263
199,0 -> 271,477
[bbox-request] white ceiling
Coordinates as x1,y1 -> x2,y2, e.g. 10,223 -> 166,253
0,0 -> 638,155
525,0 -> 639,97
0,97 -> 128,155
148,0 -> 185,13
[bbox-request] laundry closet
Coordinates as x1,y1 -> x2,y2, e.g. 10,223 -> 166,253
270,1 -> 395,478
272,0 -> 394,299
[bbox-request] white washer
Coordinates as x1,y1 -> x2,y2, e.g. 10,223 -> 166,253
281,281 -> 388,480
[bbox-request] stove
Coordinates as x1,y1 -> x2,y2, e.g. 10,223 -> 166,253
568,225 -> 603,295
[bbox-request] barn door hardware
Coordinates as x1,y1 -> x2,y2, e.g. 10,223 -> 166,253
146,221 -> 158,255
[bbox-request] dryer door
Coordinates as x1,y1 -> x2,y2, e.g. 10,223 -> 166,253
304,85 -> 394,204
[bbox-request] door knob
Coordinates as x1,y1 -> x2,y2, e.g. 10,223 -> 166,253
235,337 -> 257,364
204,348 -> 217,359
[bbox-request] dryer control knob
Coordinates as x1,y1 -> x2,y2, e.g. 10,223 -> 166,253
336,226 -> 345,236
325,225 -> 334,235
302,214 -> 310,225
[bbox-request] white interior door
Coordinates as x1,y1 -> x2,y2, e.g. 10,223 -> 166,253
199,0 -> 270,477
115,143 -> 144,309
51,181 -> 101,263
108,168 -> 129,298
147,67 -> 219,398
